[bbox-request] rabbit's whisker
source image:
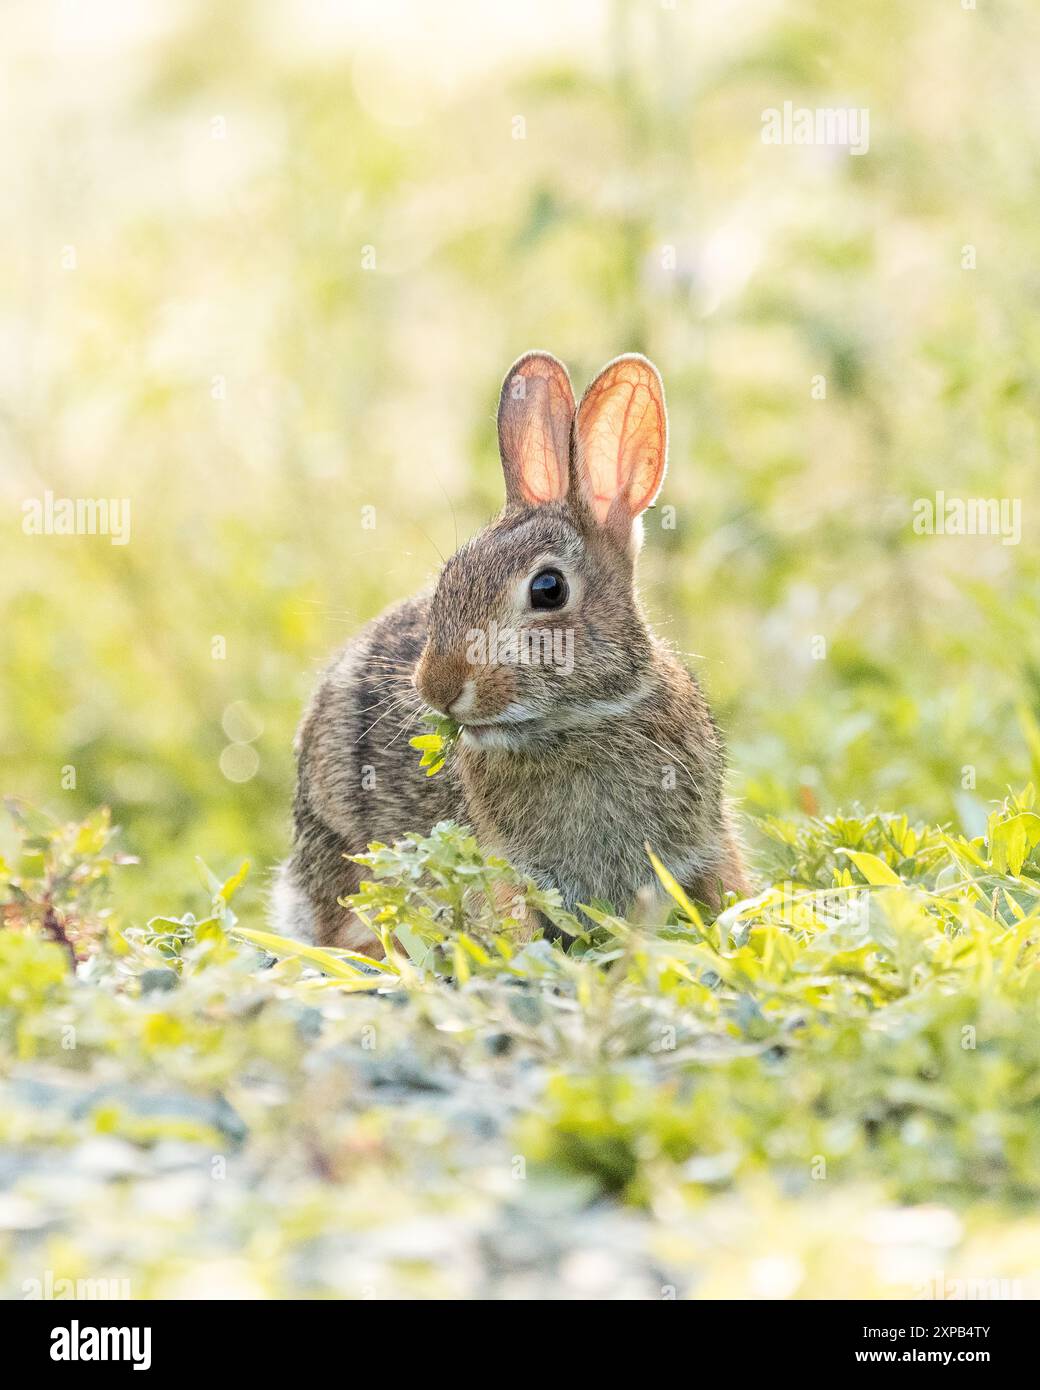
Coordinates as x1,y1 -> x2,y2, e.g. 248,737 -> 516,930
380,709 -> 425,754
352,693 -> 422,746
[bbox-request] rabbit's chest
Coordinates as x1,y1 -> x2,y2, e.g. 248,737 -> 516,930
463,745 -> 710,915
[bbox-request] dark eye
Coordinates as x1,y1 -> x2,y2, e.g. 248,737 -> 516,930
529,568 -> 568,610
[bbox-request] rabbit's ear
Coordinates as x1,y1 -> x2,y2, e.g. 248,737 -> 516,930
574,355 -> 668,540
497,351 -> 575,508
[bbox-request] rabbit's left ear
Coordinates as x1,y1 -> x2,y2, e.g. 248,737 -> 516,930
497,351 -> 575,508
574,354 -> 668,542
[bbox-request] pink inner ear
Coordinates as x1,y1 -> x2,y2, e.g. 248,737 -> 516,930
499,356 -> 574,506
578,365 -> 666,524
517,384 -> 568,502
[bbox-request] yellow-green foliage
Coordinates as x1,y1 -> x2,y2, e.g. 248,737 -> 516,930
1,799 -> 1039,1298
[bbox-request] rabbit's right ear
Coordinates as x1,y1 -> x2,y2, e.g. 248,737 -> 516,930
497,351 -> 575,508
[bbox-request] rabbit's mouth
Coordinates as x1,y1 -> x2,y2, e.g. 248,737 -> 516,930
458,714 -> 540,749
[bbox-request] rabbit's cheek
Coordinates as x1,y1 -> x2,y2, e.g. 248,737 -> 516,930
476,661 -> 520,715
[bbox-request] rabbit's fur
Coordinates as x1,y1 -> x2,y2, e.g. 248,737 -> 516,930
275,352 -> 748,951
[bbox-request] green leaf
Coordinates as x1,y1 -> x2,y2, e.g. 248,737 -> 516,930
409,734 -> 443,752
645,843 -> 705,928
218,860 -> 251,903
230,925 -> 399,983
989,812 -> 1040,875
836,849 -> 902,886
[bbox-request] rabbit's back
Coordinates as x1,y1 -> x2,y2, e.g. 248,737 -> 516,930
275,594 -> 464,947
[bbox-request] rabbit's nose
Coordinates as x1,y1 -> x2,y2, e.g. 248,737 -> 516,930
414,652 -> 468,718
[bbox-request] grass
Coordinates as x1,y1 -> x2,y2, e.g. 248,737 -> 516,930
2,788 -> 1039,1299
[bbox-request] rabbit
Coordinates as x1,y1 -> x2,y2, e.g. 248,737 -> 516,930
273,351 -> 749,953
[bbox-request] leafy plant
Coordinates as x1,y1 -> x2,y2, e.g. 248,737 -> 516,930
409,713 -> 461,777
348,820 -> 580,974
1,795 -> 1040,1295
0,801 -> 135,963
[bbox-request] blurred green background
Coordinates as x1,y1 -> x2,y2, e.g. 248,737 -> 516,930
2,0 -> 1039,922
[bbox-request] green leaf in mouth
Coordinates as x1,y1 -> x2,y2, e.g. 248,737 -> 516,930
410,711 -> 461,776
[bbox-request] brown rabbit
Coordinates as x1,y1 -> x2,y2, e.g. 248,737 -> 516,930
273,352 -> 748,952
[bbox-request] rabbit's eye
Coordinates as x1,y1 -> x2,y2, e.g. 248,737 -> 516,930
529,568 -> 568,610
